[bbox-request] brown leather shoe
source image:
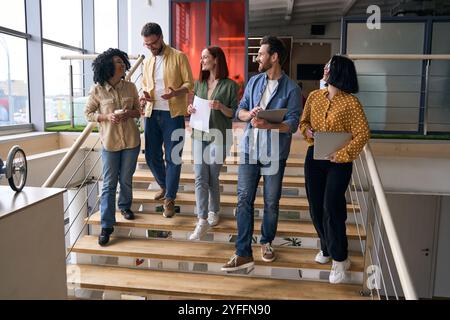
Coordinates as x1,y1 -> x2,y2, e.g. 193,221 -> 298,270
163,198 -> 176,218
261,243 -> 276,262
221,255 -> 254,272
154,188 -> 166,201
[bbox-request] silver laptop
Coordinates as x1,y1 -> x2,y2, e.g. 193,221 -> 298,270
256,109 -> 287,123
313,132 -> 352,160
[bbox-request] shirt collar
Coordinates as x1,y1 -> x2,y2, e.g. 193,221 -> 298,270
263,71 -> 285,83
105,79 -> 124,92
322,87 -> 344,99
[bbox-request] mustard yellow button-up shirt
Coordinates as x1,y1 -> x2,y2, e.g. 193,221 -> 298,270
85,80 -> 141,152
142,45 -> 194,118
300,88 -> 370,163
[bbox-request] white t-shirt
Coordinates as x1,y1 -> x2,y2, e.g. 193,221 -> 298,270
259,79 -> 278,110
153,55 -> 170,111
253,79 -> 278,154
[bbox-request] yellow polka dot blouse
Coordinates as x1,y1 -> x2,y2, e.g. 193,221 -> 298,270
300,88 -> 370,163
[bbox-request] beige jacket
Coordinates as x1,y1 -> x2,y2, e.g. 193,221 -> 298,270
142,45 -> 194,118
85,80 -> 141,152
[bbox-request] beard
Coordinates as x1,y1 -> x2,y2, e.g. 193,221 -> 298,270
258,61 -> 273,73
152,43 -> 165,56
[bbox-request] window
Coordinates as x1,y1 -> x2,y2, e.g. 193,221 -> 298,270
429,22 -> 450,133
347,22 -> 425,132
0,0 -> 26,32
0,0 -> 29,127
41,0 -> 83,48
43,45 -> 83,123
0,34 -> 29,126
171,1 -> 207,80
211,0 -> 245,95
95,0 -> 118,53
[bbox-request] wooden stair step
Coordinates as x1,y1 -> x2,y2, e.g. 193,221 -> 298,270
87,212 -> 366,240
72,235 -> 364,272
132,190 -> 360,213
137,154 -> 305,167
67,264 -> 367,300
133,171 -> 305,188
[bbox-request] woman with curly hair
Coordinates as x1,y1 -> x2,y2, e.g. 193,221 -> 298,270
85,48 -> 142,246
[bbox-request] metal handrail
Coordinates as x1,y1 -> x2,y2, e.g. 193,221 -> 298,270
362,144 -> 418,300
348,54 -> 450,61
42,54 -> 145,188
61,54 -> 141,60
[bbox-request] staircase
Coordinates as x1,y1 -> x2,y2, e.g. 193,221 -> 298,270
66,128 -> 369,300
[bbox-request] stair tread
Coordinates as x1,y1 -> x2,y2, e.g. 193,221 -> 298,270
67,264 -> 367,300
73,235 -> 364,271
137,154 -> 305,167
132,190 -> 360,212
86,212 -> 366,240
134,170 -> 305,187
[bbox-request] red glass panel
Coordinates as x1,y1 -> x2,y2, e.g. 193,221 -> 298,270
210,0 -> 246,99
171,1 -> 207,81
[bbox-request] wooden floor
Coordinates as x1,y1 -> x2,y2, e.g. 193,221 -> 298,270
86,212 -> 366,240
132,190 -> 361,213
137,154 -> 305,167
69,135 -> 368,300
133,170 -> 306,188
72,235 -> 364,272
67,264 -> 368,300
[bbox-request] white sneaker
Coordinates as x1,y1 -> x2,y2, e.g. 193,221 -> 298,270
207,211 -> 220,227
315,251 -> 331,264
329,259 -> 351,284
189,220 -> 209,240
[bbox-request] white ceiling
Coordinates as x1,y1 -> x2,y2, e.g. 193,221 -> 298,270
249,0 -> 400,29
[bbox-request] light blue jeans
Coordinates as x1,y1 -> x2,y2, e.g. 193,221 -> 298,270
192,140 -> 228,219
100,145 -> 140,229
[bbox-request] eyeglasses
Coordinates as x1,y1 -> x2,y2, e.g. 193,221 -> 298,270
143,35 -> 161,48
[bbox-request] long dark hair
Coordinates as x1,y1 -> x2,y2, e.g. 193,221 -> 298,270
327,55 -> 359,94
199,46 -> 229,82
92,48 -> 131,86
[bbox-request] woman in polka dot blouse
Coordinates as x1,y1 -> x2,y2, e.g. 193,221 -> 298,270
299,54 -> 370,284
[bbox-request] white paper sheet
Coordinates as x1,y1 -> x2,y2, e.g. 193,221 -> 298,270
189,96 -> 211,133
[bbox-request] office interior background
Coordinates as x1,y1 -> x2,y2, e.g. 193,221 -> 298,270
1,0 -> 450,300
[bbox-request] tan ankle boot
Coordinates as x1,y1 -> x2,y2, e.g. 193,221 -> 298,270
163,199 -> 176,218
154,188 -> 166,200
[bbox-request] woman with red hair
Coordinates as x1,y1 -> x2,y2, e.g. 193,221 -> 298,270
187,46 -> 238,240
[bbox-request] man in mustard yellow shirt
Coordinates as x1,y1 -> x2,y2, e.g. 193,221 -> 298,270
140,22 -> 194,218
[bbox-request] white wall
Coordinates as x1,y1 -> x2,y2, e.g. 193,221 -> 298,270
127,0 -> 170,56
375,156 -> 450,195
434,196 -> 450,297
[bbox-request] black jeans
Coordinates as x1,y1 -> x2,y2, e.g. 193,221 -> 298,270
304,146 -> 353,262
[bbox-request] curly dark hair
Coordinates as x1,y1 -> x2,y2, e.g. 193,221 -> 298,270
92,48 -> 131,86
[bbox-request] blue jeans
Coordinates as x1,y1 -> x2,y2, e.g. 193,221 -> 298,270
192,140 -> 229,219
235,154 -> 287,257
100,145 -> 140,229
144,111 -> 185,200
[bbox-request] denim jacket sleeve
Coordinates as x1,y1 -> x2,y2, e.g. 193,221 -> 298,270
234,77 -> 253,120
283,85 -> 302,134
